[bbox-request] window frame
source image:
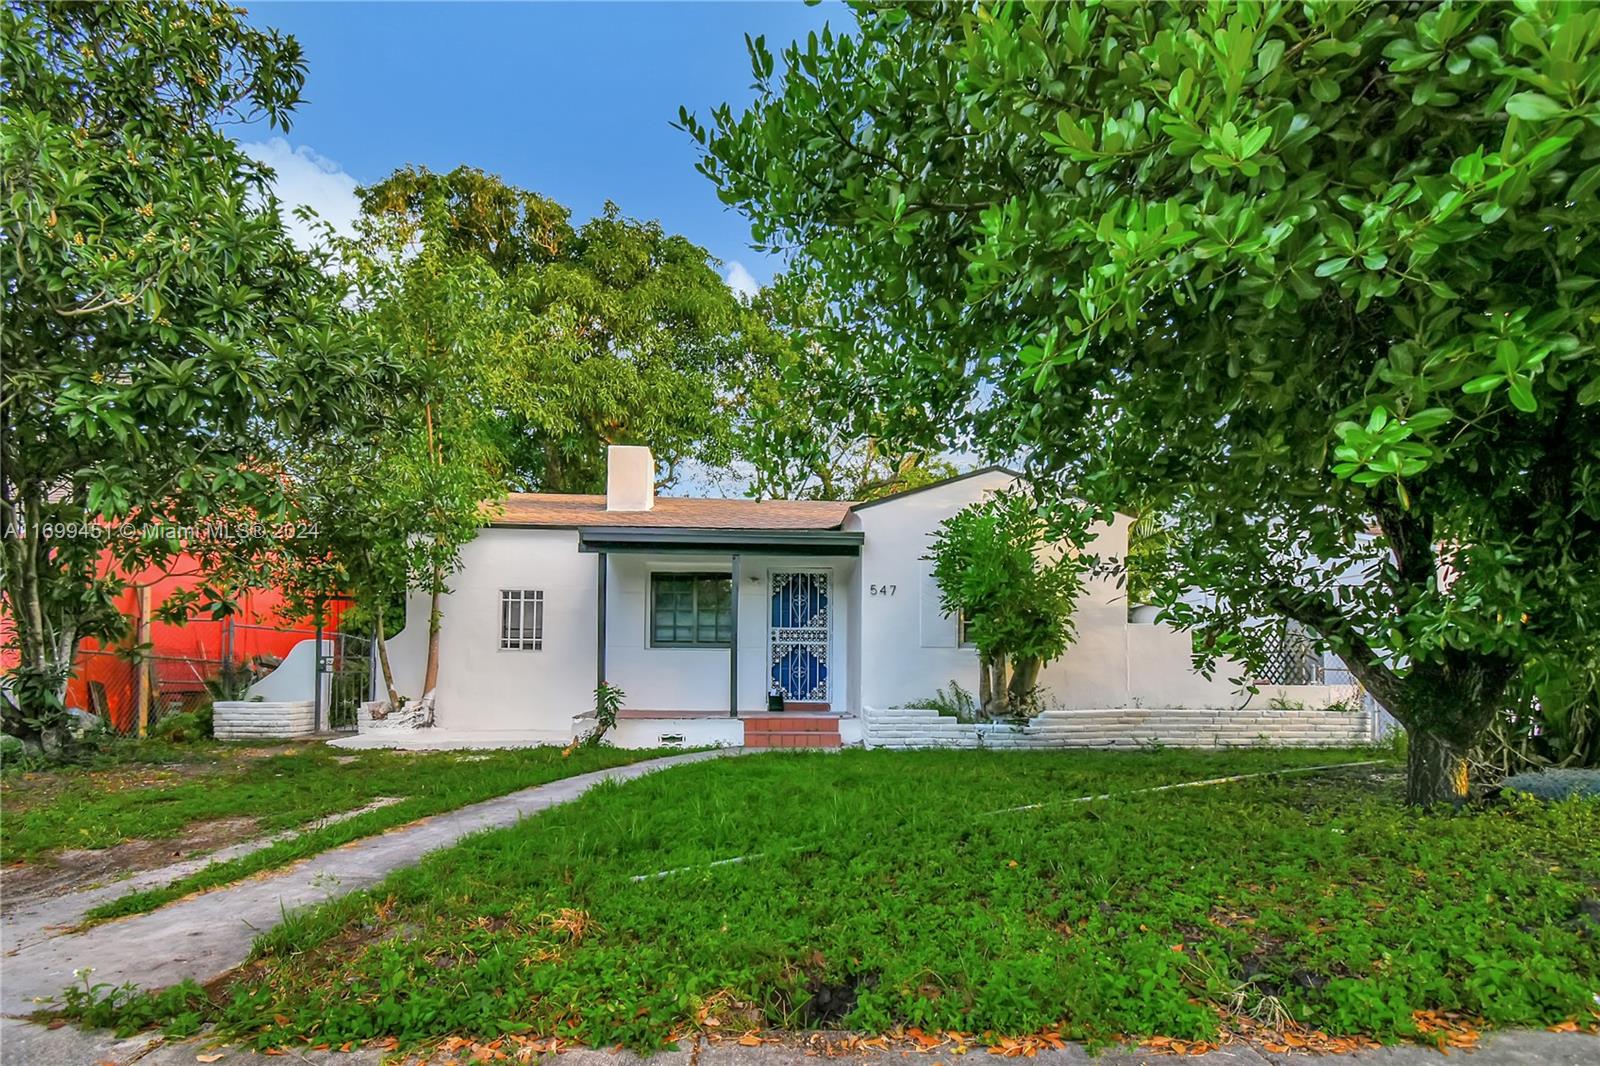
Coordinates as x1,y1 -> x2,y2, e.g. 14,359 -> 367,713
958,609 -> 977,649
649,571 -> 734,649
499,589 -> 544,651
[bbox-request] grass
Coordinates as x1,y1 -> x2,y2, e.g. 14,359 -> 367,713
53,746 -> 1600,1052
1,739 -> 676,917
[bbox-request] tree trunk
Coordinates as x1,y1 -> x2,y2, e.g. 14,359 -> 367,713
1405,727 -> 1471,807
979,653 -> 1011,719
1,487 -> 75,748
977,652 -> 993,717
1008,656 -> 1042,716
420,561 -> 443,697
373,607 -> 402,711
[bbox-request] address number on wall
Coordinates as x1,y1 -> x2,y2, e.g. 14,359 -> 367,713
869,583 -> 897,596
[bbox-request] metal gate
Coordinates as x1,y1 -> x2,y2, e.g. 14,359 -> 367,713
317,631 -> 372,732
768,571 -> 831,702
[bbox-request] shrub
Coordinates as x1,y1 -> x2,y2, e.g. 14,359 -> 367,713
205,660 -> 257,702
905,681 -> 979,722
0,733 -> 26,770
150,708 -> 212,745
926,491 -> 1095,719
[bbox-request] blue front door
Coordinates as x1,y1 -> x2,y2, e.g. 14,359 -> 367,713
769,571 -> 830,702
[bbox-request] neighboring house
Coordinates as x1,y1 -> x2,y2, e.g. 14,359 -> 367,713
371,447 -> 1372,750
0,552 -> 346,733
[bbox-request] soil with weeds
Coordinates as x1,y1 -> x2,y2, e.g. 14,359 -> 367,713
0,816 -> 263,909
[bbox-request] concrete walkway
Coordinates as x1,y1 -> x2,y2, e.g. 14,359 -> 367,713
1,797 -> 405,957
0,749 -> 730,1018
1,1018 -> 1592,1065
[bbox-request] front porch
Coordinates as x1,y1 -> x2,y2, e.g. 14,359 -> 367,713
582,526 -> 862,721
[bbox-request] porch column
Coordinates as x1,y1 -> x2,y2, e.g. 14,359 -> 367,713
596,550 -> 608,691
729,553 -> 741,717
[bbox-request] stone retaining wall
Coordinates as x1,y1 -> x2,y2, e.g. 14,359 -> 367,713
863,705 -> 1374,750
212,700 -> 317,740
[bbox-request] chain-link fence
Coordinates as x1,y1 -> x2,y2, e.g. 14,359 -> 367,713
67,648 -> 262,734
65,621 -> 369,735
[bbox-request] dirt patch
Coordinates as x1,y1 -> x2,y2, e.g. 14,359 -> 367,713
0,815 -> 264,911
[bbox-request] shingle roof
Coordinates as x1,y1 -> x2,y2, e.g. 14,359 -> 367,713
490,494 -> 855,530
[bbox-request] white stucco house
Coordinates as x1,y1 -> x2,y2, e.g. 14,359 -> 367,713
365,446 -> 1373,751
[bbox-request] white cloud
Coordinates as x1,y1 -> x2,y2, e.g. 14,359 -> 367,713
724,260 -> 761,300
240,137 -> 360,251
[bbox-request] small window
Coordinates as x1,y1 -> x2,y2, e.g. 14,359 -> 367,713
958,610 -> 977,648
651,572 -> 732,647
500,589 -> 544,650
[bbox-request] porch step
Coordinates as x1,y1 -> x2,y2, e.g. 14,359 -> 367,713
744,715 -> 842,749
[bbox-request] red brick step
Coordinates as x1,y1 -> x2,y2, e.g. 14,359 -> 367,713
742,714 -> 842,749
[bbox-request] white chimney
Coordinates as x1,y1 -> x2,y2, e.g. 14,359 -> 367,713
605,445 -> 655,512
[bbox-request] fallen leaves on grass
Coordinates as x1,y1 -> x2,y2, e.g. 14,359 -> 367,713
985,1028 -> 1068,1057
1136,1008 -> 1385,1057
542,907 -> 593,942
1411,1009 -> 1484,1050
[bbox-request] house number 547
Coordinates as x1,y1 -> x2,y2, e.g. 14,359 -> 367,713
869,583 -> 897,596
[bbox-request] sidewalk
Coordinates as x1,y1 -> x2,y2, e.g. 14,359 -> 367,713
1,1018 -> 1592,1065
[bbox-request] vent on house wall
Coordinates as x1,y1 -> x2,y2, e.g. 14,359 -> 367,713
658,733 -> 686,746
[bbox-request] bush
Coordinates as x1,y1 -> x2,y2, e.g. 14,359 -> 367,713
1500,769 -> 1600,801
0,733 -> 26,769
150,708 -> 212,745
905,681 -> 979,722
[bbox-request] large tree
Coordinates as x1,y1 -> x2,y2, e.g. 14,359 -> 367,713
728,280 -> 958,501
324,198 -> 519,709
1,1 -> 389,751
689,2 -> 1600,804
357,166 -> 752,493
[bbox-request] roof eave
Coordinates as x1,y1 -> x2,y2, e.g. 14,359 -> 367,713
575,527 -> 863,556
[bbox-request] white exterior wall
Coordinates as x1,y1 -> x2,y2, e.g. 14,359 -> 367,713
384,532 -> 861,734
847,471 -> 1356,714
847,469 -> 1145,710
381,472 -> 1363,741
846,471 -> 1016,710
245,638 -> 330,706
383,528 -> 599,735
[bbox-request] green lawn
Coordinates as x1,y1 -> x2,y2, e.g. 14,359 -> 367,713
58,747 -> 1600,1052
1,739 -> 673,918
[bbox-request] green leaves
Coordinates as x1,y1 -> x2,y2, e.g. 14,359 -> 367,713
1332,407 -> 1452,494
2,1 -> 393,741
1504,92 -> 1566,121
691,0 -> 1600,766
926,491 -> 1096,715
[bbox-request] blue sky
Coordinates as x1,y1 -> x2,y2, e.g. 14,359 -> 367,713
243,1 -> 846,293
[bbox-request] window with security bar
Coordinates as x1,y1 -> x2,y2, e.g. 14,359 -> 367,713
500,589 -> 544,651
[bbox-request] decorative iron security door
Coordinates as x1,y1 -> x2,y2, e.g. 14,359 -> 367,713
769,571 -> 830,702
